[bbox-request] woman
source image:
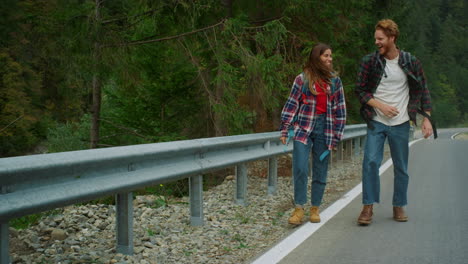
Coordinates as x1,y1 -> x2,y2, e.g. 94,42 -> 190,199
280,43 -> 346,224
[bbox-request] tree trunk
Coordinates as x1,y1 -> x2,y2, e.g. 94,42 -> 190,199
221,0 -> 233,18
90,0 -> 101,148
90,66 -> 101,148
214,68 -> 227,137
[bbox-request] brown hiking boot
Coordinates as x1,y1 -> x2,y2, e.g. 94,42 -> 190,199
393,206 -> 408,222
310,206 -> 321,223
357,204 -> 373,225
288,208 -> 305,225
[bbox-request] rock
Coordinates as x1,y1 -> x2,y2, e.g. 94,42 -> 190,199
225,175 -> 235,181
51,229 -> 67,241
143,242 -> 155,248
9,227 -> 19,237
9,153 -> 372,264
44,248 -> 56,254
71,245 -> 80,252
134,246 -> 145,254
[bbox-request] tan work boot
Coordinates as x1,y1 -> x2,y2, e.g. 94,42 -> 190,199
310,206 -> 321,223
393,206 -> 408,222
357,204 -> 373,225
288,207 -> 305,225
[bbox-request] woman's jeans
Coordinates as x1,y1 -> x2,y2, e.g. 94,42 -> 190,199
362,120 -> 410,206
292,114 -> 329,206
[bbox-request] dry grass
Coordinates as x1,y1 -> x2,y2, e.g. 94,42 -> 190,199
454,133 -> 468,140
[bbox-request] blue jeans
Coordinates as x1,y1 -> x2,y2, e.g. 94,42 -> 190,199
362,120 -> 410,206
292,114 -> 330,206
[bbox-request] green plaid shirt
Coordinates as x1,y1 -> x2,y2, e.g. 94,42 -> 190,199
355,50 -> 432,125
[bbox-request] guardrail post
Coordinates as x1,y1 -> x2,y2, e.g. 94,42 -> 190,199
345,140 -> 352,160
235,163 -> 248,205
353,137 -> 361,157
337,142 -> 344,163
0,221 -> 9,264
409,125 -> 414,140
268,158 -> 278,195
116,192 -> 133,255
309,154 -> 313,177
189,175 -> 204,226
1,185 -> 10,264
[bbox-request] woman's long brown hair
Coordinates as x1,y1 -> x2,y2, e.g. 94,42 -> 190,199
303,43 -> 336,95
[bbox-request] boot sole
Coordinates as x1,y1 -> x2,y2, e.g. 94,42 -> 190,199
357,219 -> 372,225
393,217 -> 408,222
288,220 -> 303,225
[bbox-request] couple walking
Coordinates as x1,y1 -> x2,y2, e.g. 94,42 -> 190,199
279,19 -> 434,226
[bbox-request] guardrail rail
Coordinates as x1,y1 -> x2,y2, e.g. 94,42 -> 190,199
0,124 -> 368,263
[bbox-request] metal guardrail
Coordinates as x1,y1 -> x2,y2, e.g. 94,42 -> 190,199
0,124 -> 368,263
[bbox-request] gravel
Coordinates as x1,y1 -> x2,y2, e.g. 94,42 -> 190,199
9,151 -> 388,264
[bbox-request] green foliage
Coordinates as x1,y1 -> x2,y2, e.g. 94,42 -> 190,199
431,74 -> 461,127
0,51 -> 44,157
10,209 -> 62,230
1,0 -> 466,157
46,115 -> 90,153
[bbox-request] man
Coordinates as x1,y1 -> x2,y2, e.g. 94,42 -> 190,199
355,19 -> 434,225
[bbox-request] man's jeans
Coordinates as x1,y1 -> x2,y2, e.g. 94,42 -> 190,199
362,120 -> 410,206
292,114 -> 329,206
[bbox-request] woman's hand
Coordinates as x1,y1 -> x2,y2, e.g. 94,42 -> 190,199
280,137 -> 287,145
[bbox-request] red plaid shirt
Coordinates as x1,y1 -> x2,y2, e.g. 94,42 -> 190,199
355,50 -> 432,125
280,74 -> 347,149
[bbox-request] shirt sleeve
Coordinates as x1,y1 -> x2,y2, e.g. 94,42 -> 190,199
331,77 -> 346,148
279,75 -> 303,138
355,56 -> 374,104
414,58 -> 432,112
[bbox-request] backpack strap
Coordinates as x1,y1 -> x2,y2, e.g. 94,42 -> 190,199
330,77 -> 337,94
301,73 -> 309,94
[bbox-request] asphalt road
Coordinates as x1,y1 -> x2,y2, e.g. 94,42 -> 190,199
278,128 -> 468,264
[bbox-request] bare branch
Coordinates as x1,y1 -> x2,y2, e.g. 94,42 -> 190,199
103,19 -> 226,47
99,118 -> 150,140
99,133 -> 124,140
244,16 -> 285,30
97,143 -> 115,147
101,8 -> 161,25
252,16 -> 284,24
177,39 -> 218,131
0,115 -> 24,134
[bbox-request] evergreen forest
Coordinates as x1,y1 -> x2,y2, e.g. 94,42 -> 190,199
1,0 -> 466,157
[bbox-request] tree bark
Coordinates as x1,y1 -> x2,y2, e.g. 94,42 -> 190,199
90,64 -> 101,148
221,0 -> 233,18
90,0 -> 101,149
214,67 -> 227,137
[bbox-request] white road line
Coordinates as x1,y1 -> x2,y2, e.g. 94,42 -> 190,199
451,132 -> 461,140
251,138 -> 424,264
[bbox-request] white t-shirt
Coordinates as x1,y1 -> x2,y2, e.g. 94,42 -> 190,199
373,55 -> 410,126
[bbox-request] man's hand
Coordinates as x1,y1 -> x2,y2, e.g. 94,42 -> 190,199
378,104 -> 400,118
280,137 -> 287,145
421,117 -> 433,138
367,99 -> 399,118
